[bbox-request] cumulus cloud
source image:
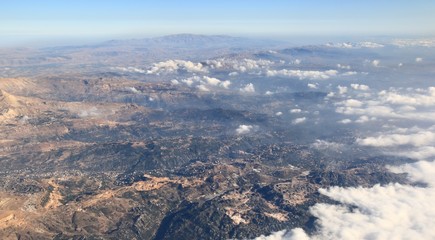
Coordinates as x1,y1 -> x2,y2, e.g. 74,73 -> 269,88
357,129 -> 435,147
341,71 -> 358,76
290,109 -> 302,113
307,83 -> 318,89
275,112 -> 283,116
260,160 -> 435,240
178,76 -> 231,90
350,84 -> 370,91
235,124 -> 256,135
171,79 -> 180,85
337,85 -> 347,94
307,177 -> 435,240
197,84 -> 210,92
254,229 -> 309,240
380,87 -> 435,106
339,99 -> 363,108
372,59 -> 380,67
415,57 -> 423,62
338,119 -> 352,124
355,115 -> 377,123
337,64 -> 350,69
334,87 -> 435,121
202,76 -> 231,88
206,58 -> 273,73
240,83 -> 255,93
147,60 -> 207,75
258,85 -> 435,240
202,76 -> 221,86
181,76 -> 199,86
292,117 -> 306,125
336,104 -> 397,118
220,80 -> 232,89
266,69 -> 338,80
292,59 -> 301,65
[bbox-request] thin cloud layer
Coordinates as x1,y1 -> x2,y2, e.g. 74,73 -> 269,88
325,42 -> 384,49
266,69 -> 338,80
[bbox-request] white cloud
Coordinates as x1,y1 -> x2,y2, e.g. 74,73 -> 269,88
147,60 -> 207,75
276,112 -> 283,116
355,115 -> 376,123
336,105 -> 397,118
255,229 -> 309,240
372,59 -> 380,67
337,64 -> 350,69
359,41 -> 385,48
236,124 -> 255,135
392,38 -> 435,47
206,58 -> 273,73
350,84 -> 370,91
261,159 -> 435,240
220,80 -> 232,89
338,119 -> 352,124
240,83 -> 255,93
181,76 -> 200,86
338,99 -> 363,108
326,42 -> 384,49
258,85 -> 435,240
293,59 -> 301,65
416,57 -> 423,62
307,83 -> 318,89
179,76 -> 231,90
380,87 -> 435,106
292,117 -> 306,125
394,146 -> 435,160
357,129 -> 435,147
333,87 -> 435,122
266,69 -> 338,80
341,71 -> 358,76
307,177 -> 435,240
202,76 -> 221,86
290,109 -> 302,113
197,84 -> 210,92
114,66 -> 146,73
171,79 -> 180,85
337,85 -> 348,94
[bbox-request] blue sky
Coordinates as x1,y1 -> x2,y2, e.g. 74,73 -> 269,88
1,0 -> 434,46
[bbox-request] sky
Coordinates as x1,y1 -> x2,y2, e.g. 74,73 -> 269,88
1,0 -> 435,47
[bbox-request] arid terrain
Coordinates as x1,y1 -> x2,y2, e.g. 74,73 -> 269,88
1,35 -> 432,239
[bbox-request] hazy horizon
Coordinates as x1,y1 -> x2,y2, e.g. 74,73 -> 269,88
1,0 -> 435,47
